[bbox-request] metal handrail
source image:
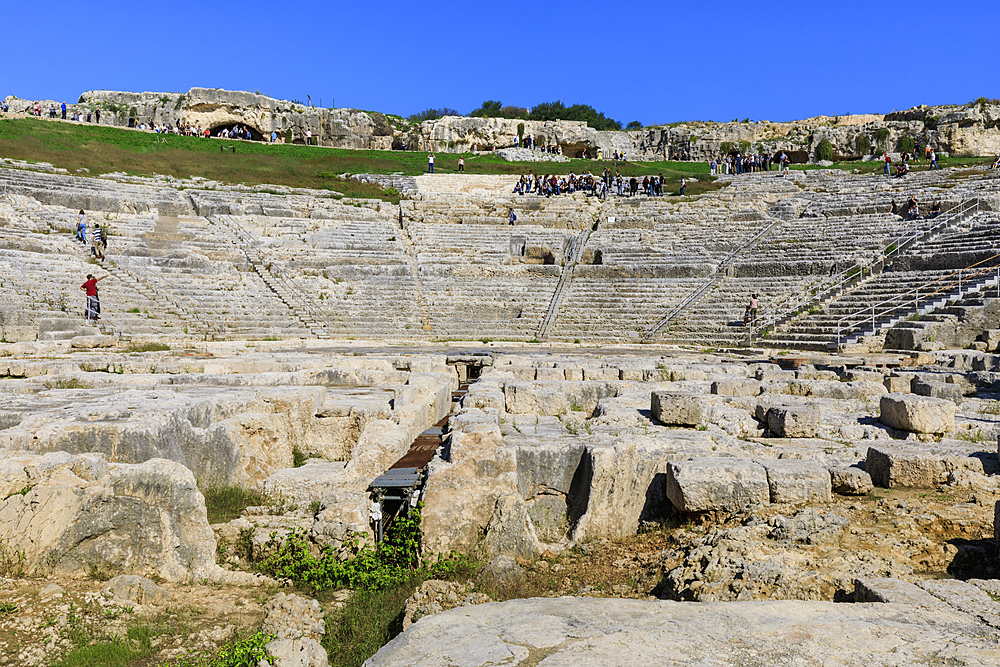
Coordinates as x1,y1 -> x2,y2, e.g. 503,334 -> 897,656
642,215 -> 782,340
537,228 -> 589,339
755,198 -> 983,338
0,258 -> 129,337
835,253 -> 1000,346
111,254 -> 226,335
215,215 -> 332,335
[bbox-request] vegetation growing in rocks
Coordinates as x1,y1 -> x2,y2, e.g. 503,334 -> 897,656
202,485 -> 267,524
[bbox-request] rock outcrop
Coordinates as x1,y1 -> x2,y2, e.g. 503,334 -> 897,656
0,451 -> 217,581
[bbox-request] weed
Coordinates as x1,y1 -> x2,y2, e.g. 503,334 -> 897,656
292,448 -> 308,468
309,500 -> 322,516
124,342 -> 170,352
201,485 -> 267,524
0,602 -> 16,614
0,540 -> 27,577
42,378 -> 92,389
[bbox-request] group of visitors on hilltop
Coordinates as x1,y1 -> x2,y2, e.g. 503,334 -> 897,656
511,169 -> 686,199
710,152 -> 789,176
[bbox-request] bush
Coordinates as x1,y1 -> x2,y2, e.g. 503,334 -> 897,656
816,139 -> 834,162
408,108 -> 459,123
897,136 -> 915,154
874,128 -> 890,145
855,135 -> 871,155
625,121 -> 642,130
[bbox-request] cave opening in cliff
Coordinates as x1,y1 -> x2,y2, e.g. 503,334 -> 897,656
209,123 -> 264,142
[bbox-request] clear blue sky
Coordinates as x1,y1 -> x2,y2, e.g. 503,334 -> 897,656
5,0 -> 998,125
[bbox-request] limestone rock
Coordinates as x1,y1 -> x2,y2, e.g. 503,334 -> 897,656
264,638 -> 329,667
767,406 -> 819,438
665,458 -> 769,513
912,380 -> 963,405
262,592 -> 325,642
866,442 -> 989,488
262,460 -> 349,506
479,555 -> 525,588
879,393 -> 955,434
102,575 -> 171,605
711,379 -> 760,396
758,459 -> 831,504
0,451 -> 218,581
651,391 -> 703,427
402,580 -> 491,630
364,596 -> 1000,667
830,467 -> 873,495
883,375 -> 911,393
768,508 -> 849,545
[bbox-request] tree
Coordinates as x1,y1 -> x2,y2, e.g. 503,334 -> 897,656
408,108 -> 459,123
470,100 -> 503,117
528,100 -> 622,131
897,136 -> 915,154
854,135 -> 870,156
816,139 -> 834,162
625,121 -> 643,130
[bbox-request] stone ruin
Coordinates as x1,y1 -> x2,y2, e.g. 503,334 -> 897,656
0,158 -> 999,665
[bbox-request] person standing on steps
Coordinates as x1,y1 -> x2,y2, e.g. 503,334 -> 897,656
81,274 -> 107,322
427,153 -> 434,173
93,224 -> 106,260
77,210 -> 87,244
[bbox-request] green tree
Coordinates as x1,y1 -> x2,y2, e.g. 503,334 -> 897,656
408,107 -> 459,123
470,100 -> 503,117
854,135 -> 870,155
625,121 -> 643,130
897,136 -> 915,154
816,139 -> 834,161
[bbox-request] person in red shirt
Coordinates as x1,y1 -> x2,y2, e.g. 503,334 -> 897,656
81,274 -> 107,321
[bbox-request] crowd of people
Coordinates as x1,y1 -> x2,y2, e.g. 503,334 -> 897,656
509,168 -> 689,200
709,152 -> 790,176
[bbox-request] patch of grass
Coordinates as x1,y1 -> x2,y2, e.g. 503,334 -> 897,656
202,485 -> 267,524
292,448 -> 308,468
321,580 -> 417,667
0,602 -> 16,614
124,341 -> 170,352
42,378 -> 92,389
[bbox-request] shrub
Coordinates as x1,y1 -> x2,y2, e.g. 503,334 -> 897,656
626,121 -> 643,130
855,134 -> 870,155
897,136 -> 915,154
816,139 -> 834,161
202,485 -> 266,524
516,123 -> 524,138
874,128 -> 890,145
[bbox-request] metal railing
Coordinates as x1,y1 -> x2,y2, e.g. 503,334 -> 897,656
641,216 -> 782,340
754,197 -> 984,339
215,215 -> 332,336
0,259 -> 129,337
110,255 -> 226,335
835,253 -> 1000,347
537,228 -> 590,340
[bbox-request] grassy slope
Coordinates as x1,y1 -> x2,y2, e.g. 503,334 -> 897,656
0,117 -> 721,198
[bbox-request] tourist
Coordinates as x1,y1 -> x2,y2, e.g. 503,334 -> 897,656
508,208 -> 517,225
305,130 -> 312,146
930,201 -> 941,218
458,156 -> 464,172
427,153 -> 434,173
883,153 -> 892,176
680,178 -> 687,196
710,159 -> 716,176
92,224 -> 106,260
271,130 -> 277,143
889,200 -> 898,215
61,102 -> 67,120
929,150 -> 939,170
80,274 -> 107,322
747,293 -> 759,326
95,108 -> 101,124
77,210 -> 87,244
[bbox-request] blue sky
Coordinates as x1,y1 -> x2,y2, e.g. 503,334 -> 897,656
5,0 -> 998,125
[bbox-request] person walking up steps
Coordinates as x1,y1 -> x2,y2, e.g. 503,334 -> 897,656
77,210 -> 87,244
81,274 -> 107,322
93,223 -> 106,260
428,153 -> 434,173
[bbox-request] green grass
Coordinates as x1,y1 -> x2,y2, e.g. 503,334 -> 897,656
201,485 -> 266,524
322,580 -> 418,667
123,341 -> 170,352
0,117 -> 723,199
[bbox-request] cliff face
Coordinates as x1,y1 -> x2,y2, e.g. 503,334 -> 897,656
5,88 -> 1000,161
